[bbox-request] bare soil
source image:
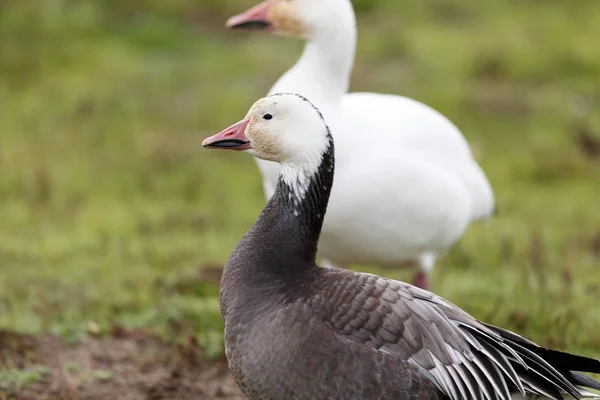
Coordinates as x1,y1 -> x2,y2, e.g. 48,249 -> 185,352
0,330 -> 244,400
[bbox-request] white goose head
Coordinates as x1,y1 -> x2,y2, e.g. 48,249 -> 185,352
225,0 -> 355,41
203,93 -> 333,205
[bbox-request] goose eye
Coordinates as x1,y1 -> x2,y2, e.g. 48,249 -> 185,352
263,113 -> 273,120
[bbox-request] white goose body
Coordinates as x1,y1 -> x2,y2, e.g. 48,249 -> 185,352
227,0 -> 494,287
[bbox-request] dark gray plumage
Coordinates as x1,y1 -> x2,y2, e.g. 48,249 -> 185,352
210,94 -> 600,400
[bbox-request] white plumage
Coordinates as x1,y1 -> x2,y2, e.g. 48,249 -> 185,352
226,0 -> 494,288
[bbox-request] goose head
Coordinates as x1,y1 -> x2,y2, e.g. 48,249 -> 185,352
203,93 -> 331,167
225,0 -> 355,40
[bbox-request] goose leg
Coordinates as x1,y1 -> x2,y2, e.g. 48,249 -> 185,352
412,253 -> 436,290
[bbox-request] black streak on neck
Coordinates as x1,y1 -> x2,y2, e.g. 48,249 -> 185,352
232,128 -> 334,287
275,133 -> 335,264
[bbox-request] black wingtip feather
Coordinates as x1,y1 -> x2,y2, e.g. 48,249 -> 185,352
489,324 -> 600,375
484,323 -> 600,394
534,347 -> 600,375
569,372 -> 600,391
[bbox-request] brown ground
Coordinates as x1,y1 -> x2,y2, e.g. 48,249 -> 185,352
0,329 -> 244,400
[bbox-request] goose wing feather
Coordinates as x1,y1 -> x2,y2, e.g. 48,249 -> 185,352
317,270 -> 600,400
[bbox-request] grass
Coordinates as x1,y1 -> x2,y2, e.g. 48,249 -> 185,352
0,366 -> 50,390
0,0 -> 599,364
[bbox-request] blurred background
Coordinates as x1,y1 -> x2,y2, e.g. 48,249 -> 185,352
0,0 -> 599,397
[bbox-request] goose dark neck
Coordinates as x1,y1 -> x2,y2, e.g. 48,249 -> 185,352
237,134 -> 334,279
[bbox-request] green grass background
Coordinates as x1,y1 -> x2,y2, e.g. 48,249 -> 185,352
1,0 -> 599,359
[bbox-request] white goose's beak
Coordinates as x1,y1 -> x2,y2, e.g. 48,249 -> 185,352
226,0 -> 275,31
203,119 -> 252,151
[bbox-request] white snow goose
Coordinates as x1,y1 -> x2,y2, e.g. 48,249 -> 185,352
224,0 -> 495,290
203,93 -> 600,400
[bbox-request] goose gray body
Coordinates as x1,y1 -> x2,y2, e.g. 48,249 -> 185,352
204,94 -> 600,400
222,261 -> 600,400
222,267 -> 444,400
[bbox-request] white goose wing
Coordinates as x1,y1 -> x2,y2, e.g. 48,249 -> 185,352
341,92 -> 495,221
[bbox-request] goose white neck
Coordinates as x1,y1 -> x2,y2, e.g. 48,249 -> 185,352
276,128 -> 334,216
271,12 -> 357,105
280,158 -> 321,215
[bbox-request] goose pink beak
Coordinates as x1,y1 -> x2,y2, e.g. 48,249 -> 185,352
203,119 -> 251,151
225,0 -> 275,30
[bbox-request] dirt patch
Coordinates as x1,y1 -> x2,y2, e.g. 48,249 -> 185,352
0,330 -> 244,400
